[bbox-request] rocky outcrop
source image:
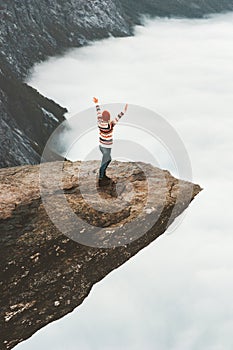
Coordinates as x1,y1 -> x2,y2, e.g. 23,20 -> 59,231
1,0 -> 233,167
0,0 -> 134,80
0,62 -> 67,168
0,160 -> 202,349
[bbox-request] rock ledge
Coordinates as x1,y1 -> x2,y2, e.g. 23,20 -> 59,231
0,160 -> 202,349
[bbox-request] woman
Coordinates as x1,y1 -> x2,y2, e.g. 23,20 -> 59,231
93,97 -> 128,186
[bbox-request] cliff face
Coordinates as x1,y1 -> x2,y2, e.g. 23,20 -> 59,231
0,0 -> 133,80
0,160 -> 202,349
1,0 -> 233,79
1,0 -> 233,167
0,62 -> 67,168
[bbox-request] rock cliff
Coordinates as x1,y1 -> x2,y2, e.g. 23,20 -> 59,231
0,160 -> 202,349
0,62 -> 67,168
1,0 -> 233,167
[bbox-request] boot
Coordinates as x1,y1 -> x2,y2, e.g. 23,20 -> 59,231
103,174 -> 111,181
98,177 -> 110,187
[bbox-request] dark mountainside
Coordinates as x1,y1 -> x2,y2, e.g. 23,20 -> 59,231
1,0 -> 233,167
0,160 -> 202,349
0,62 -> 67,167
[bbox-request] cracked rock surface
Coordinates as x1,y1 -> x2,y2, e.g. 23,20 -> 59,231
0,160 -> 202,349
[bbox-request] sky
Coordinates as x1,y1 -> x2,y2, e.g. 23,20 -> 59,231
17,11 -> 233,350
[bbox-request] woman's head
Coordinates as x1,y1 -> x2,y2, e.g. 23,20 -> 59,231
102,110 -> 111,122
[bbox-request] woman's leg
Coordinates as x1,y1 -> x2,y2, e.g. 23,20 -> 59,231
99,146 -> 112,179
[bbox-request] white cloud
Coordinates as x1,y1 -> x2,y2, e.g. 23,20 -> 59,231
17,11 -> 233,350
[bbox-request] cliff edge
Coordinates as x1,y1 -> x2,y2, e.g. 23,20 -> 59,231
0,160 -> 202,349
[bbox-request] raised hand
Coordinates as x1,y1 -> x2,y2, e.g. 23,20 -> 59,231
93,97 -> 99,104
124,103 -> 128,113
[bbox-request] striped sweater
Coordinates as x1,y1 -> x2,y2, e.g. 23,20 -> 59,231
96,103 -> 124,148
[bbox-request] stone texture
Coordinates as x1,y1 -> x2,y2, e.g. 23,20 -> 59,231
0,160 -> 202,349
0,64 -> 67,168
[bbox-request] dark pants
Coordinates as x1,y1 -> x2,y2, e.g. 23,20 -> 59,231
99,145 -> 112,179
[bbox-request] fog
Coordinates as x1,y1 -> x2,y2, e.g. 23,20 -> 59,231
17,12 -> 233,349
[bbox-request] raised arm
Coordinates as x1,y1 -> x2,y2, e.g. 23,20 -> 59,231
93,97 -> 102,123
112,103 -> 128,126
